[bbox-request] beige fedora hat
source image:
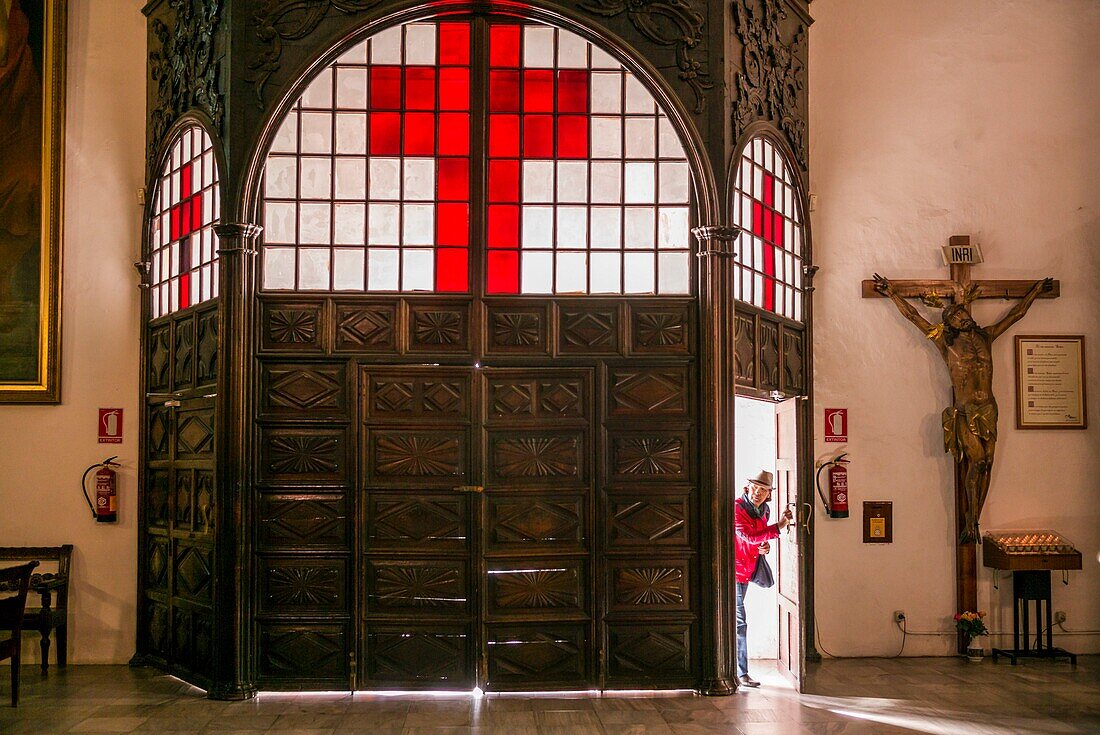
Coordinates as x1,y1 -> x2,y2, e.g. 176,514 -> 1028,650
747,470 -> 774,489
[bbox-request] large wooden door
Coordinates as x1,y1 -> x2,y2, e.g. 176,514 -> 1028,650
253,295 -> 701,691
775,397 -> 802,688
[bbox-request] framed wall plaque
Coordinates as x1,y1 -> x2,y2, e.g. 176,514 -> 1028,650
0,0 -> 66,403
1015,336 -> 1087,429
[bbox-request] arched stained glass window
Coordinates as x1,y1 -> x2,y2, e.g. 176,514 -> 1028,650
260,19 -> 693,295
149,126 -> 220,318
731,136 -> 804,321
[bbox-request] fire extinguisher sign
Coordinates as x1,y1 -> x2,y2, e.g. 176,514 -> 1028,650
98,408 -> 123,444
824,408 -> 847,443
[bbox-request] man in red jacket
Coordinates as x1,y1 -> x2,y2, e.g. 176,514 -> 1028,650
734,470 -> 792,687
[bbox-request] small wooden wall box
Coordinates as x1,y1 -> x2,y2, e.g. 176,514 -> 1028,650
982,535 -> 1083,571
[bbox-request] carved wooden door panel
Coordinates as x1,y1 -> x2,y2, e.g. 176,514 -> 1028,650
775,397 -> 802,689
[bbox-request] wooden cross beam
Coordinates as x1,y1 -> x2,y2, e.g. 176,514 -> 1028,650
861,236 -> 1061,301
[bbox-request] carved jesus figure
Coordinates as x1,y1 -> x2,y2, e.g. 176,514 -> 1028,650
872,274 -> 1053,542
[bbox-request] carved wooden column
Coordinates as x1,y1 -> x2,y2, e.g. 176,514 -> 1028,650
694,224 -> 741,695
209,222 -> 262,700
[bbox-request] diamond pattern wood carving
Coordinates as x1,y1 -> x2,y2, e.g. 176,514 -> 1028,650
336,305 -> 396,351
610,367 -> 689,415
369,498 -> 465,546
260,496 -> 346,549
261,626 -> 346,679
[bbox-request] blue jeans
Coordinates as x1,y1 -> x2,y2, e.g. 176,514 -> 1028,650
736,581 -> 749,678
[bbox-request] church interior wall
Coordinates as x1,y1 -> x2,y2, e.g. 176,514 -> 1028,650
0,0 -> 1096,667
809,0 -> 1099,656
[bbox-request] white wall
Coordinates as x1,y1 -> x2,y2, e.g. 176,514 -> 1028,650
0,0 -> 146,664
810,0 -> 1100,655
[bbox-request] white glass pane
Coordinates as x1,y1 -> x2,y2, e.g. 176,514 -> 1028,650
558,30 -> 588,68
333,248 -> 365,290
265,157 -> 297,199
590,162 -> 621,203
335,113 -> 367,154
368,248 -> 399,290
521,251 -> 553,293
299,157 -> 332,199
300,112 -> 333,154
264,202 -> 296,243
625,162 -> 655,204
752,165 -> 763,200
405,24 -> 436,65
733,265 -> 742,300
556,252 -> 587,293
753,273 -> 764,307
523,26 -> 554,68
624,252 -> 655,293
369,158 -> 401,200
590,117 -> 622,159
302,68 -> 333,108
298,248 -> 331,289
334,203 -> 365,245
590,252 -> 621,293
403,158 -> 436,201
658,252 -> 689,294
299,203 -> 331,244
590,208 -> 621,249
522,206 -> 553,248
402,248 -> 434,291
202,192 -> 213,223
200,266 -> 212,302
523,161 -> 554,202
151,289 -> 160,318
624,207 -> 655,249
151,248 -> 161,282
624,118 -> 655,158
202,151 -> 215,187
791,223 -> 802,256
590,72 -> 622,114
556,207 -> 587,248
371,26 -> 402,64
368,203 -> 399,244
739,191 -> 752,227
338,39 -> 367,64
272,115 -> 300,155
657,207 -> 689,249
589,45 -> 619,69
753,236 -> 764,269
753,137 -> 764,161
794,297 -> 802,322
190,238 -> 201,265
624,75 -> 654,113
334,157 -> 366,199
169,280 -> 178,311
659,162 -> 690,203
556,161 -> 588,203
264,247 -> 296,289
794,256 -> 803,287
657,116 -> 682,158
336,68 -> 368,109
402,204 -> 435,245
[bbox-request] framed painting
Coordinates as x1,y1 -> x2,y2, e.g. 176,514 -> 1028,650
0,0 -> 65,403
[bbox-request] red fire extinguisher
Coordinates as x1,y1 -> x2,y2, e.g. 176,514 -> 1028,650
815,453 -> 849,519
82,457 -> 120,523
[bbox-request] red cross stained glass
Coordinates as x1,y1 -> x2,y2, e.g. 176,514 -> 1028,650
733,136 -> 804,321
149,127 -> 220,319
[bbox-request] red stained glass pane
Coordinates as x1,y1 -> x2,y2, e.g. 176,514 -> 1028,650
439,68 -> 470,110
439,22 -> 470,65
405,67 -> 436,110
370,112 -> 402,154
489,25 -> 520,67
488,160 -> 519,202
370,67 -> 402,109
436,248 -> 468,291
763,210 -> 773,241
557,70 -> 588,113
178,273 -> 191,310
763,172 -> 775,207
487,250 -> 519,294
772,212 -> 785,249
556,115 -> 588,159
488,205 -> 519,248
190,193 -> 203,233
490,70 -> 520,112
404,112 -> 436,155
524,70 -> 554,112
763,276 -> 775,311
438,112 -> 469,155
437,204 -> 469,246
437,158 -> 469,200
180,163 -> 192,198
170,203 -> 183,241
751,201 -> 764,237
489,115 -> 520,157
523,115 -> 554,158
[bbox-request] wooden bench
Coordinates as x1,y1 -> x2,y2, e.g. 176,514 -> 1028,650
0,546 -> 72,673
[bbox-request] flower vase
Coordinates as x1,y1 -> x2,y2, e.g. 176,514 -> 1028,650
966,637 -> 984,662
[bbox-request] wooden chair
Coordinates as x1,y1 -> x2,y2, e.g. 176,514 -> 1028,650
0,546 -> 72,673
0,561 -> 39,706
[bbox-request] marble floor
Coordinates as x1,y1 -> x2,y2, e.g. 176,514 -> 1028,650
0,656 -> 1096,734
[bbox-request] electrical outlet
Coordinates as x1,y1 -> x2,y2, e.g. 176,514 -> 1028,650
893,610 -> 906,623
1054,611 -> 1067,624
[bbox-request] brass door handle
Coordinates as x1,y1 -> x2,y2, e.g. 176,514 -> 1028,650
453,485 -> 484,493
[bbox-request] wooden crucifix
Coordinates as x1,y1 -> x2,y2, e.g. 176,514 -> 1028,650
862,235 -> 1058,629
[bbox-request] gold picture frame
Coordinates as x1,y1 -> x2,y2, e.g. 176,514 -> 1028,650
0,0 -> 65,403
1015,335 -> 1088,430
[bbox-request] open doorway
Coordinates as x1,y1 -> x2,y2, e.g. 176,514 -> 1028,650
734,395 -> 797,689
